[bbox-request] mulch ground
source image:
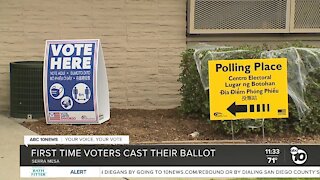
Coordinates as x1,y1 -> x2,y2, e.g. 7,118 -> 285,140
22,109 -> 320,144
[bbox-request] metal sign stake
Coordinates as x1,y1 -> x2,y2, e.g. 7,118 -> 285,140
262,118 -> 265,142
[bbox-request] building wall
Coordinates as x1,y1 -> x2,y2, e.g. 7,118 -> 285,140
2,0 -> 320,113
0,0 -> 187,112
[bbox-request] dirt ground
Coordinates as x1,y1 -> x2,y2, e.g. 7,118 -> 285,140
22,109 -> 320,144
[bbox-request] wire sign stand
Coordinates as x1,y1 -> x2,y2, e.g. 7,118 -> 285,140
230,119 -> 265,142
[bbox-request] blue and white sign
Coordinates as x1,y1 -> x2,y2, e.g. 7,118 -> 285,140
44,39 -> 110,124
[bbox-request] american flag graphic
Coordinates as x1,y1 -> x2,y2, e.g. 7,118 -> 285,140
49,112 -> 61,120
278,109 -> 286,115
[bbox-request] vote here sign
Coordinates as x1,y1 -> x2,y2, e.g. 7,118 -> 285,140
43,39 -> 110,124
208,58 -> 288,120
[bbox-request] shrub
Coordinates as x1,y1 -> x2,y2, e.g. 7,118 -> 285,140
178,49 -> 209,119
178,45 -> 320,135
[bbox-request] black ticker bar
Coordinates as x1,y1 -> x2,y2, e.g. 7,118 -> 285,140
20,145 -> 320,166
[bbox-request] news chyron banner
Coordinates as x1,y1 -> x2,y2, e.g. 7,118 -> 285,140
208,58 -> 288,120
20,145 -> 320,178
44,39 -> 110,124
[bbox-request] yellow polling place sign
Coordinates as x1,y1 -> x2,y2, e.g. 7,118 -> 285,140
208,58 -> 288,120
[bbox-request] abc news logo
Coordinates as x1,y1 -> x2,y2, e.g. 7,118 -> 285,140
290,146 -> 307,165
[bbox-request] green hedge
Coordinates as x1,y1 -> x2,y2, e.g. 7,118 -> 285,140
178,45 -> 320,135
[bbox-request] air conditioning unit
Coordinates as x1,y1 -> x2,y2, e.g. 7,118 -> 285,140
290,0 -> 320,33
188,0 -> 291,34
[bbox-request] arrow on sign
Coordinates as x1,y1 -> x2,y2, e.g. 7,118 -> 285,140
227,102 -> 247,116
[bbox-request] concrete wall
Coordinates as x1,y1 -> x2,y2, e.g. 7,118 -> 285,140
0,0 -> 187,112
